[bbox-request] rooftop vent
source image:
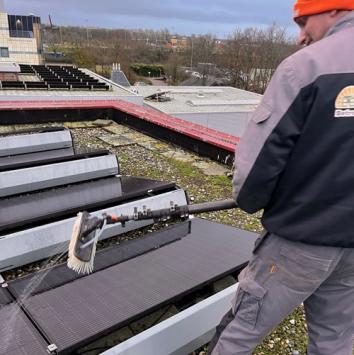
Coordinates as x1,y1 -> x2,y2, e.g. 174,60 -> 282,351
145,90 -> 172,102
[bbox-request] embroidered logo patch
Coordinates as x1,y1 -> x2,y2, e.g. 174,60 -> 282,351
335,86 -> 354,118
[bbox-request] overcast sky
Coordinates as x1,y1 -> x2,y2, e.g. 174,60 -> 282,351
3,0 -> 298,38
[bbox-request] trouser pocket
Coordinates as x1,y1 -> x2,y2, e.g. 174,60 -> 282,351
278,244 -> 332,286
233,278 -> 267,329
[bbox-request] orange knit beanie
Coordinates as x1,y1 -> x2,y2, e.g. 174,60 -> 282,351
294,0 -> 354,18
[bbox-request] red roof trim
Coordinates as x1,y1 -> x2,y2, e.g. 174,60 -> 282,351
0,100 -> 239,152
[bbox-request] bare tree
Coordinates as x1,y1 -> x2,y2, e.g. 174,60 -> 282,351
217,25 -> 298,93
42,23 -> 298,91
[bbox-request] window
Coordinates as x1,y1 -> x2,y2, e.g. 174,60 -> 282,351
0,47 -> 9,57
8,15 -> 39,38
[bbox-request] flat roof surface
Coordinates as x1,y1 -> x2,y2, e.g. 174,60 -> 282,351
138,86 -> 262,114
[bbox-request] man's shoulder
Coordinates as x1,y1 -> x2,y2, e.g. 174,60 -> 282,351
289,26 -> 354,66
280,28 -> 354,87
287,40 -> 325,66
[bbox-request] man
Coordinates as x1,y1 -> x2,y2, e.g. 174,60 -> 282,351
208,1 -> 354,354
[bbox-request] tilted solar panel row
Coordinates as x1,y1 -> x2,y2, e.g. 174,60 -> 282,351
1,219 -> 256,355
0,149 -> 110,172
8,221 -> 191,298
19,63 -> 35,74
0,175 -> 181,233
0,127 -> 72,156
47,83 -> 71,89
0,129 -> 188,271
0,80 -> 110,90
0,150 -> 119,197
0,176 -> 122,232
0,81 -> 25,89
0,126 -> 246,355
0,147 -> 75,167
24,81 -> 49,89
0,127 -> 74,168
0,179 -> 187,271
12,64 -> 111,90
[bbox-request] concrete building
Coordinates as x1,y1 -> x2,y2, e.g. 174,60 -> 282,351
0,0 -> 43,65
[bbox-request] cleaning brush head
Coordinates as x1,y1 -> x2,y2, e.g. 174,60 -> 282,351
67,211 -> 104,275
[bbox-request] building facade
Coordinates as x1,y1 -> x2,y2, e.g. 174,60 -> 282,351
0,11 -> 43,65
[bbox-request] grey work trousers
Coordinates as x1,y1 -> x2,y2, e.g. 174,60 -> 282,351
209,233 -> 354,355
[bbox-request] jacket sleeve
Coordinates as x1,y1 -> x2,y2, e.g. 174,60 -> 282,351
232,58 -> 304,213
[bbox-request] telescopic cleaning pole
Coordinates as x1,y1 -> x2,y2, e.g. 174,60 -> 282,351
67,199 -> 238,275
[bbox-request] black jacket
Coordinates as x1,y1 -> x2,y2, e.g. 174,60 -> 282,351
233,12 -> 354,247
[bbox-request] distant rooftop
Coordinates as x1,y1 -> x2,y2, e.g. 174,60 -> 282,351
138,86 -> 262,114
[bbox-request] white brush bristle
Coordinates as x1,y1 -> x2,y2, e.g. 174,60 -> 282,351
67,243 -> 96,275
67,212 -> 97,275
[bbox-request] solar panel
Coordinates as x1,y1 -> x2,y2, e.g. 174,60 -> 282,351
0,153 -> 118,197
0,176 -> 178,232
0,149 -> 111,172
0,178 -> 187,271
0,177 -> 122,232
9,221 -> 190,298
3,64 -> 109,91
19,219 -> 256,353
0,127 -> 69,136
0,147 -> 74,168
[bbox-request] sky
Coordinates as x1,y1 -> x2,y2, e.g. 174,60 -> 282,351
3,0 -> 298,38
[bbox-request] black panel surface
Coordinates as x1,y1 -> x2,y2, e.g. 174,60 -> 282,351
0,176 -> 177,233
0,147 -> 74,168
0,304 -> 48,355
22,219 -> 256,354
0,287 -> 13,306
0,177 -> 122,232
0,126 -> 68,136
118,175 -> 177,198
9,221 -> 191,298
0,149 -> 111,172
